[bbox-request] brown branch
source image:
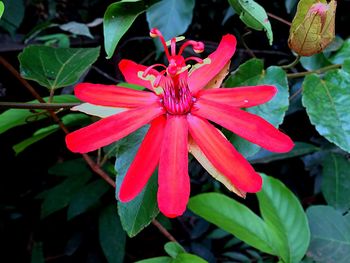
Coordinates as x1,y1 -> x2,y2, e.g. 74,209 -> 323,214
0,102 -> 80,109
0,56 -> 177,243
287,64 -> 342,78
267,12 -> 292,26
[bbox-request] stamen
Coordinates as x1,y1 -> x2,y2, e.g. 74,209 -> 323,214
185,57 -> 204,64
178,40 -> 205,56
142,63 -> 167,77
171,38 -> 177,56
150,28 -> 171,60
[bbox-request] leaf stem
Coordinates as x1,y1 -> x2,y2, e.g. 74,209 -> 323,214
267,12 -> 291,26
287,64 -> 342,78
281,55 -> 301,69
0,102 -> 80,109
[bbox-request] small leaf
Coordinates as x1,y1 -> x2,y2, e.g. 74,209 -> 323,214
329,38 -> 350,64
164,242 -> 186,258
135,257 -> 172,263
225,59 -> 289,157
59,21 -> 93,38
0,1 -> 4,19
30,242 -> 44,263
228,0 -> 273,45
0,95 -> 79,135
19,46 -> 100,90
302,69 -> 350,153
321,153 -> 350,212
72,103 -> 126,118
114,127 -> 159,237
99,205 -> 126,263
67,180 -> 110,220
307,205 -> 350,263
103,0 -> 145,59
146,0 -> 195,47
248,142 -> 320,164
0,0 -> 24,34
300,53 -> 331,71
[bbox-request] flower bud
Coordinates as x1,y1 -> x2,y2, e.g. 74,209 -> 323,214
288,0 -> 337,56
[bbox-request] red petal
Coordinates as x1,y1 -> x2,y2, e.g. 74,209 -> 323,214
191,99 -> 294,153
187,114 -> 262,192
119,59 -> 159,91
119,116 -> 166,202
66,103 -> 165,153
189,34 -> 237,94
197,85 -> 277,108
75,83 -> 159,108
158,115 -> 190,218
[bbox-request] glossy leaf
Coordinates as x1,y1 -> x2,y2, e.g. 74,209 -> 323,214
228,0 -> 273,45
257,174 -> 310,263
104,0 -> 145,59
329,39 -> 350,64
13,113 -> 89,155
307,205 -> 350,263
172,253 -> 207,263
136,257 -> 172,263
288,0 -> 336,56
0,1 -> 4,19
302,70 -> 350,153
0,95 -> 79,134
37,160 -> 92,218
67,180 -> 110,220
19,46 -> 100,90
321,153 -> 350,212
146,0 -> 195,46
248,142 -> 319,164
300,53 -> 331,71
189,174 -> 310,263
225,58 -> 289,157
164,242 -> 186,258
99,205 -> 126,263
114,127 -> 159,237
0,0 -> 24,34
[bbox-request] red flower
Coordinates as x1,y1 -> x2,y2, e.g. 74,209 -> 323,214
66,29 -> 294,218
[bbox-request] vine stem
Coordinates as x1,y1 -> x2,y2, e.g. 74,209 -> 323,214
0,56 -> 177,243
287,64 -> 342,78
0,102 -> 79,109
267,12 -> 292,26
281,55 -> 301,69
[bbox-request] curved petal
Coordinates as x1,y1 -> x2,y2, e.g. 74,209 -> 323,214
66,103 -> 165,153
158,115 -> 189,218
187,114 -> 262,192
119,115 -> 167,202
189,34 -> 237,94
191,99 -> 294,153
197,85 -> 277,108
75,83 -> 159,108
119,59 -> 159,91
188,136 -> 246,197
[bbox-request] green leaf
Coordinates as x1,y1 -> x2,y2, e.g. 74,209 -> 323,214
321,153 -> 350,212
0,0 -> 24,34
146,0 -> 195,46
19,46 -> 100,90
228,0 -> 273,45
67,180 -> 110,220
307,205 -> 350,263
285,0 -> 298,13
114,127 -> 159,237
300,53 -> 331,71
0,95 -> 79,135
135,257 -> 172,263
302,69 -> 350,153
13,113 -> 89,155
329,38 -> 350,64
248,142 -> 320,164
257,174 -> 310,263
0,1 -> 4,19
164,242 -> 186,258
172,253 -> 207,263
30,242 -> 44,263
38,159 -> 92,218
72,103 -> 125,118
59,21 -> 93,39
99,205 -> 126,263
189,193 -> 275,255
103,0 -> 145,59
189,174 -> 310,263
225,59 -> 289,157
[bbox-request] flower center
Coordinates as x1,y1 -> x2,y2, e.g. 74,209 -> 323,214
161,74 -> 194,115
